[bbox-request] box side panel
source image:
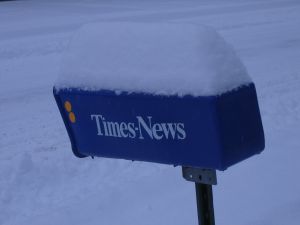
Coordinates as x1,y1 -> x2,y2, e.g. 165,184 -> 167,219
216,83 -> 265,169
54,89 -> 224,169
53,88 -> 87,158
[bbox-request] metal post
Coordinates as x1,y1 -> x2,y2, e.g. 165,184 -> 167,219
195,183 -> 215,225
182,167 -> 217,225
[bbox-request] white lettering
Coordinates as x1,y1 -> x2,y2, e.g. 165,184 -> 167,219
152,123 -> 163,140
177,123 -> 186,139
137,116 -> 153,139
91,114 -> 103,135
90,114 -> 186,140
161,123 -> 177,139
120,122 -> 128,138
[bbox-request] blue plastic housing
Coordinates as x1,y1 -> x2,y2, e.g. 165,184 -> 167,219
53,83 -> 264,170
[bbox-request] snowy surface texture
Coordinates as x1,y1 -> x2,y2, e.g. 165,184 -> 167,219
1,0 -> 300,225
56,23 -> 251,96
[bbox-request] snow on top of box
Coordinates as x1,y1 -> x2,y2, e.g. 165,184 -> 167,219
56,22 -> 251,96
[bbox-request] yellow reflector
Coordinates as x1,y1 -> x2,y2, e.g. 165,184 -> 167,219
69,112 -> 76,123
64,101 -> 72,112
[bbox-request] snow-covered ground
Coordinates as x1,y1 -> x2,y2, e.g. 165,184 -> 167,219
1,0 -> 300,224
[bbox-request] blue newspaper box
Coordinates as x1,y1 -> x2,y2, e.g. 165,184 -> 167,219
53,83 -> 264,171
53,23 -> 265,225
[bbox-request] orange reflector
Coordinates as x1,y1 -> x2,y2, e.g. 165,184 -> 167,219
64,101 -> 72,112
69,112 -> 76,123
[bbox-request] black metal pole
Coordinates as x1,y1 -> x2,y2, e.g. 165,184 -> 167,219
182,167 -> 216,225
195,183 -> 215,225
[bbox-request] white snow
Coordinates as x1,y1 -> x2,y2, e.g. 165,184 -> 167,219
56,22 -> 251,96
1,0 -> 300,225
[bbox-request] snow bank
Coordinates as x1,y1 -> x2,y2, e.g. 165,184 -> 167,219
56,22 -> 251,96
